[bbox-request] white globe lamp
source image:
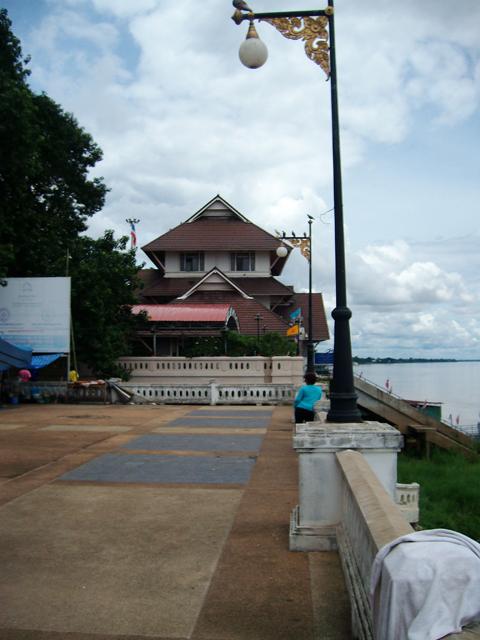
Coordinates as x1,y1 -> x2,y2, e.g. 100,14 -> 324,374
239,22 -> 268,69
276,245 -> 288,258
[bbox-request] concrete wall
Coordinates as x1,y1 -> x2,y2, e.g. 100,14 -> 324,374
335,450 -> 413,640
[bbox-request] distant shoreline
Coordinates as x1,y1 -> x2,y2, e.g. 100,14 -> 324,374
353,358 -> 480,364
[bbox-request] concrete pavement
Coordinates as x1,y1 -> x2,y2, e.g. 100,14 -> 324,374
0,402 -> 351,639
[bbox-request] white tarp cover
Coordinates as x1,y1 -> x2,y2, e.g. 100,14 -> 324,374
370,529 -> 480,640
0,278 -> 71,353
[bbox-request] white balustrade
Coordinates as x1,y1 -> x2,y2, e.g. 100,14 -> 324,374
119,381 -> 295,405
117,356 -> 304,386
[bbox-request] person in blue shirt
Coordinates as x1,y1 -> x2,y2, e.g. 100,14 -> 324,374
294,371 -> 323,423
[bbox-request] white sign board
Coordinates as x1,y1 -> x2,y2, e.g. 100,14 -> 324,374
0,278 -> 71,353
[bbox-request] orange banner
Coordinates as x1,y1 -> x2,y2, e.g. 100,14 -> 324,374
286,324 -> 299,336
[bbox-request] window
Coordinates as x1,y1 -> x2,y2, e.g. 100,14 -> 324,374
230,252 -> 255,272
180,252 -> 204,272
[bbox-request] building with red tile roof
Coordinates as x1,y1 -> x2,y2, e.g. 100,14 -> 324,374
135,195 -> 329,356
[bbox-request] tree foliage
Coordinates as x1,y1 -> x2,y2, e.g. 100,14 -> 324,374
0,11 -> 144,376
181,331 -> 296,358
70,232 -> 148,378
0,9 -> 107,278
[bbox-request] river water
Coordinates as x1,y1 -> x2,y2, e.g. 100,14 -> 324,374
354,361 -> 480,428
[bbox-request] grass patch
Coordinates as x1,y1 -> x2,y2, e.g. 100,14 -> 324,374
398,449 -> 480,541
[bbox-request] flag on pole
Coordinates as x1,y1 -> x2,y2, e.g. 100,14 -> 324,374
290,307 -> 301,321
129,221 -> 137,248
286,324 -> 299,337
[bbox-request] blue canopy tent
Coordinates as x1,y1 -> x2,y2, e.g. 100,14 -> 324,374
30,354 -> 63,370
0,336 -> 32,372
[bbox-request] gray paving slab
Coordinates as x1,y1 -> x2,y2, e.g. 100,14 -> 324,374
189,410 -> 273,418
41,424 -> 131,432
0,424 -> 24,431
169,416 -> 271,428
0,484 -> 242,637
60,453 -> 256,484
123,433 -> 264,452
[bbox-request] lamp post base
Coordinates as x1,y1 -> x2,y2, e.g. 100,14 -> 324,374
327,391 -> 363,423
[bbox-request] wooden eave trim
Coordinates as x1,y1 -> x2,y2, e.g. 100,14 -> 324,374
185,195 -> 250,223
176,268 -> 254,301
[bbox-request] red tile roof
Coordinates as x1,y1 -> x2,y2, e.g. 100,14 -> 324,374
230,277 -> 294,296
138,272 -> 197,299
132,304 -> 233,323
137,269 -> 159,287
182,292 -> 289,335
142,219 -> 283,253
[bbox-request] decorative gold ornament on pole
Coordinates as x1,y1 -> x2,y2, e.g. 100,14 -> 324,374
261,16 -> 330,76
287,237 -> 311,260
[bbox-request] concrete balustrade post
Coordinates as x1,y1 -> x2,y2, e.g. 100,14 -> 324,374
289,421 -> 403,551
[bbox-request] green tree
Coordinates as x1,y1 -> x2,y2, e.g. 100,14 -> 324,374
70,232 -> 148,378
0,11 -> 145,376
258,332 -> 296,357
181,331 -> 297,358
0,9 -> 106,279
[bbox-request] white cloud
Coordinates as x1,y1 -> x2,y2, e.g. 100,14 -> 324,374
293,234 -> 480,358
91,0 -> 158,19
350,240 -> 475,306
4,0 -> 480,358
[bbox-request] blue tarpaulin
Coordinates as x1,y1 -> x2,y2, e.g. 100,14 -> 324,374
30,354 -> 63,370
0,336 -> 32,372
315,350 -> 334,365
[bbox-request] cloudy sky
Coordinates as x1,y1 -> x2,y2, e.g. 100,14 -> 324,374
3,0 -> 480,359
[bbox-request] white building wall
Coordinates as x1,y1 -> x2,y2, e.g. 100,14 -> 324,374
164,251 -> 272,278
164,251 -> 179,274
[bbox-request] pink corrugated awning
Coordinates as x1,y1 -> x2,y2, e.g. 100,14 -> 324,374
132,304 -> 234,323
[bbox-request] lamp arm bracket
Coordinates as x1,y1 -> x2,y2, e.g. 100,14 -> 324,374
261,16 -> 330,76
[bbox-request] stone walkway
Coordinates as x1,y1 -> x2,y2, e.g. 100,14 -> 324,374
0,403 -> 351,639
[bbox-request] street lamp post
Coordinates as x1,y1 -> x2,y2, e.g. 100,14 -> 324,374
232,0 -> 362,422
255,313 -> 262,352
307,215 -> 314,374
276,220 -> 315,374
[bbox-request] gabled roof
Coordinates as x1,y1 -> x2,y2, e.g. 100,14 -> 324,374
185,195 -> 250,223
142,220 -> 285,253
141,195 -> 290,254
137,271 -> 295,302
177,269 -> 253,301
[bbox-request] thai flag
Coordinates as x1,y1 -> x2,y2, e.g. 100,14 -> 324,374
129,221 -> 137,248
